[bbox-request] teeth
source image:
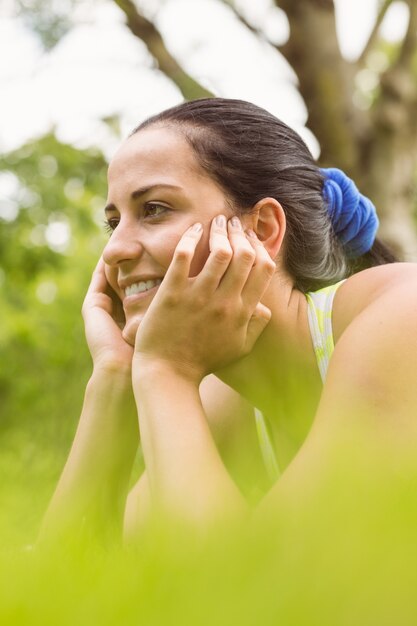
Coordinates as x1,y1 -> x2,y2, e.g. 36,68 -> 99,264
125,278 -> 162,297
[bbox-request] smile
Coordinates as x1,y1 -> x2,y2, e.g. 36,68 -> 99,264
124,278 -> 163,297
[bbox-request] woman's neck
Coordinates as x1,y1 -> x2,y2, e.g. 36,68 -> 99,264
216,276 -> 323,466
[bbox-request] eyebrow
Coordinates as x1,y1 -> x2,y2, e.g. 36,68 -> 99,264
104,184 -> 183,214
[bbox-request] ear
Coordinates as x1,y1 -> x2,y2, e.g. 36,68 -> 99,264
247,198 -> 286,260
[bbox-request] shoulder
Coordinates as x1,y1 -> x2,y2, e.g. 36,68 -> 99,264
332,262 -> 417,343
320,262 -> 417,434
256,263 -> 417,515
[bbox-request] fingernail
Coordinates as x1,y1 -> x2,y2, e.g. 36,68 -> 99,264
231,216 -> 242,229
215,214 -> 226,228
246,229 -> 257,238
191,222 -> 203,232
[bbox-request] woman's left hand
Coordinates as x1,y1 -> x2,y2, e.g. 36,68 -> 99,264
133,215 -> 276,384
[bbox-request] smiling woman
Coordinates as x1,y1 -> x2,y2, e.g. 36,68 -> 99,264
101,126 -> 239,347
39,98 -> 417,545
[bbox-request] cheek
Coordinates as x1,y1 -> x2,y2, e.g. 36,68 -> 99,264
158,225 -> 211,277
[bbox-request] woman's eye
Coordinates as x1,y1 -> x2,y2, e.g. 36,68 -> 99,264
102,204 -> 167,235
144,203 -> 167,218
103,218 -> 119,234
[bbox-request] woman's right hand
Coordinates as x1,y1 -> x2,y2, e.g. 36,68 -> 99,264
82,256 -> 134,372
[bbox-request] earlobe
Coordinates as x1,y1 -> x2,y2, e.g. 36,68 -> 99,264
251,198 -> 286,259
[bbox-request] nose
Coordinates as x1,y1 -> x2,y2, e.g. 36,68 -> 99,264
102,219 -> 144,266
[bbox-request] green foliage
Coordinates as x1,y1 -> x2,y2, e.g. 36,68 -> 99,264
15,0 -> 77,50
0,134 -> 109,539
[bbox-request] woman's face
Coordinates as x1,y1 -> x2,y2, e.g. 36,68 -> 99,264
103,125 -> 238,346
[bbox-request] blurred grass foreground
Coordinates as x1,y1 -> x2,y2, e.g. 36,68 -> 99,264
1,434 -> 417,626
2,135 -> 417,625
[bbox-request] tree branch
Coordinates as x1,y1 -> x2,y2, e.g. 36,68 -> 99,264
113,0 -> 213,100
221,0 -> 275,45
357,0 -> 396,67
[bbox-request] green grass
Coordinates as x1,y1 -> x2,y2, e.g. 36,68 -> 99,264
2,431 -> 417,626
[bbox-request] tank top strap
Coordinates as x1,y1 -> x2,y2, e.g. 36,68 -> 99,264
305,280 -> 345,382
254,408 -> 280,482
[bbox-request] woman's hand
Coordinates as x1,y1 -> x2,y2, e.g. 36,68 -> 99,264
133,215 -> 276,384
82,256 -> 134,372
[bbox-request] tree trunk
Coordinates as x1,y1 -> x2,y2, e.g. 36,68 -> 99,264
358,0 -> 417,258
277,0 -> 361,172
360,69 -> 417,259
276,0 -> 417,258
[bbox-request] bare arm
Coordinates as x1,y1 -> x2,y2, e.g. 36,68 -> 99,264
39,258 -> 139,546
132,360 -> 248,524
39,367 -> 138,545
123,374 -> 267,541
126,275 -> 417,529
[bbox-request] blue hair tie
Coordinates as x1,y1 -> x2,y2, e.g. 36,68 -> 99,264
320,167 -> 379,257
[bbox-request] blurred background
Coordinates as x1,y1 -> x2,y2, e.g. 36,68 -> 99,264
1,0 -> 417,544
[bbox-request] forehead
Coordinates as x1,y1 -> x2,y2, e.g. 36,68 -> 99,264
107,125 -> 203,189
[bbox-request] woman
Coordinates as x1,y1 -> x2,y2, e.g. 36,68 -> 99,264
40,98 -> 417,543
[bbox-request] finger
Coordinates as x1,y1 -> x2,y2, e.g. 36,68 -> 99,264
83,257 -> 124,325
163,223 -> 204,288
86,256 -> 108,297
245,303 -> 272,352
241,230 -> 276,308
83,257 -> 112,316
216,216 -> 256,295
105,281 -> 126,328
194,215 -> 233,292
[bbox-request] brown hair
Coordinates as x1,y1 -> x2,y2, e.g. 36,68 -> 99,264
132,98 -> 396,292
